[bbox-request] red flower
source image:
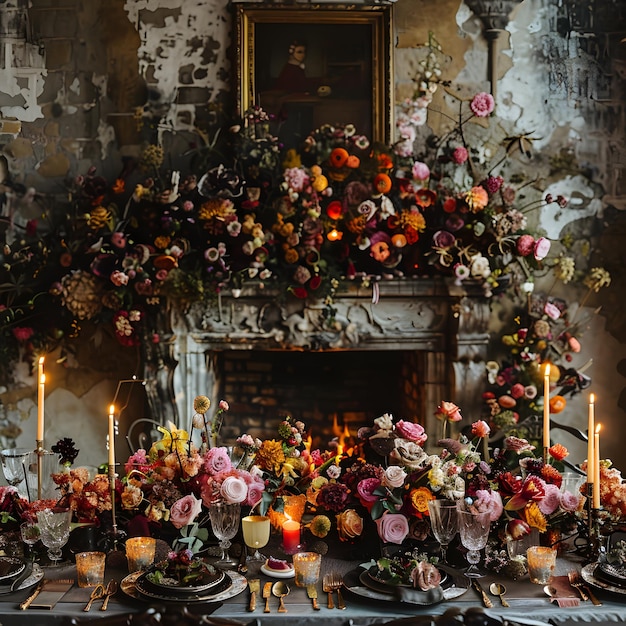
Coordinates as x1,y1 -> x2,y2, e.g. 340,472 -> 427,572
291,287 -> 308,299
504,476 -> 545,510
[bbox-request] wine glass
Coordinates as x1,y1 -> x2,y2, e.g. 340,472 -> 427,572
37,508 -> 72,566
427,499 -> 459,565
20,521 -> 41,562
208,502 -> 241,570
1,448 -> 31,499
242,515 -> 270,562
457,509 -> 491,578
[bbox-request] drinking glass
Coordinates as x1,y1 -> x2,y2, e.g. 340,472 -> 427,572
457,509 -> 491,577
20,521 -> 41,561
208,502 -> 241,569
242,515 -> 271,562
37,508 -> 72,566
427,500 -> 458,565
26,451 -> 61,500
1,448 -> 31,498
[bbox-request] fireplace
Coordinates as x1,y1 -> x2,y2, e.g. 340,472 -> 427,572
142,278 -> 491,450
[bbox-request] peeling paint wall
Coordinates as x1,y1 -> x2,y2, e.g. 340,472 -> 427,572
0,0 -> 625,469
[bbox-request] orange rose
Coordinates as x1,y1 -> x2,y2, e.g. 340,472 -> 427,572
410,486 -> 435,514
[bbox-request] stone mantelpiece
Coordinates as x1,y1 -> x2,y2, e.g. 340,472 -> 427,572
142,278 -> 491,443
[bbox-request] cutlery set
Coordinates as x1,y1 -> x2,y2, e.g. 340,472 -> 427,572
248,573 -> 346,612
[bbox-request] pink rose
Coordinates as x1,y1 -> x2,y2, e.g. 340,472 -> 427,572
559,490 -> 581,512
245,479 -> 265,508
452,146 -> 468,164
470,92 -> 495,117
412,161 -> 430,181
395,420 -> 427,445
382,466 -> 407,489
357,478 -> 381,504
538,483 -> 560,515
204,447 -> 232,475
473,489 -> 503,522
170,494 -> 202,529
411,561 -> 442,590
376,513 -> 409,544
220,475 -> 248,504
533,237 -> 551,260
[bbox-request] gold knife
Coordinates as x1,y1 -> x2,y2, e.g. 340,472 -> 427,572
19,580 -> 44,610
307,585 -> 320,610
472,579 -> 493,608
248,578 -> 260,611
262,581 -> 272,613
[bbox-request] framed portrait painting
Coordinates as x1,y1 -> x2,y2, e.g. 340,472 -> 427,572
235,3 -> 393,149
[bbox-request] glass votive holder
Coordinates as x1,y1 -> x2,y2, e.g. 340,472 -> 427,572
292,551 -> 322,587
125,537 -> 157,573
75,551 -> 106,588
526,546 -> 557,584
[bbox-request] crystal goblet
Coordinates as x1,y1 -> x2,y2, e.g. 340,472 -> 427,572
427,499 -> 459,565
0,448 -> 31,498
457,509 -> 491,578
208,502 -> 241,570
242,515 -> 270,563
20,521 -> 41,562
37,508 -> 72,566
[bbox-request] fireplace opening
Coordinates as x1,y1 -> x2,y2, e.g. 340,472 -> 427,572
217,349 -> 424,449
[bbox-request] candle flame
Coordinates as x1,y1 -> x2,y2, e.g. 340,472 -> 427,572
590,392 -> 595,404
595,423 -> 602,434
109,404 -> 115,416
38,356 -> 44,365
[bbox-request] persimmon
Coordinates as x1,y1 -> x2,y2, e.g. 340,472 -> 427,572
549,395 -> 567,414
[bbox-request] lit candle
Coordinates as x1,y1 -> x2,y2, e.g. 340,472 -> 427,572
543,363 -> 551,452
593,423 -> 601,509
108,404 -> 116,472
587,393 -> 595,485
282,519 -> 301,553
37,357 -> 45,445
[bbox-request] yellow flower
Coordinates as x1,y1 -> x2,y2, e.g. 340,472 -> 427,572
311,174 -> 328,192
149,423 -> 191,458
583,267 -> 611,292
309,515 -> 332,538
399,210 -> 426,232
410,486 -> 436,513
522,502 -> 547,532
194,395 -> 211,414
256,440 -> 286,474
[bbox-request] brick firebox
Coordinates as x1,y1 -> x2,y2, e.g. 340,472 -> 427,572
142,278 -> 491,451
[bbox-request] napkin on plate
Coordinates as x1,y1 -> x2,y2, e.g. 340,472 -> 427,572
394,585 -> 444,605
29,580 -> 74,610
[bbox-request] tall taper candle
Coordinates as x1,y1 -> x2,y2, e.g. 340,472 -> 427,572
543,363 -> 551,452
593,423 -> 601,509
37,357 -> 45,444
587,394 -> 595,485
108,404 -> 116,471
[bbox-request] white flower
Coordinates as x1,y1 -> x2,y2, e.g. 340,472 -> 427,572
220,476 -> 248,504
382,466 -> 406,489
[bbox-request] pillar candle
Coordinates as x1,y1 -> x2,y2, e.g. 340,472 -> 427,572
282,519 -> 300,553
543,364 -> 551,452
587,393 -> 595,485
37,357 -> 45,444
593,424 -> 601,509
108,404 -> 116,472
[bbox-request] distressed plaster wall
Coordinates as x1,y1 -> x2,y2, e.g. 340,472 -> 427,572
0,0 -> 625,471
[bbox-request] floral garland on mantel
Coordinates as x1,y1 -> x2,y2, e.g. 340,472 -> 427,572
0,34 -> 608,409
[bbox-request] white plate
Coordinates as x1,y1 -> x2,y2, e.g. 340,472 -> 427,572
261,563 -> 294,578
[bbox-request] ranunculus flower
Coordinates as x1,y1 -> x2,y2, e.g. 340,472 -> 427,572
395,420 -> 427,445
245,480 -> 265,508
470,92 -> 495,117
376,512 -> 410,544
452,146 -> 468,164
357,478 -> 382,505
549,443 -> 569,461
220,475 -> 248,504
412,161 -> 430,181
204,447 -> 232,475
471,420 -> 490,438
169,494 -> 202,529
435,401 -> 462,422
560,490 -> 581,512
382,466 -> 407,489
538,483 -> 561,515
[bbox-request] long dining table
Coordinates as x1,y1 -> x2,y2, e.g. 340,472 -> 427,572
1,552 -> 626,626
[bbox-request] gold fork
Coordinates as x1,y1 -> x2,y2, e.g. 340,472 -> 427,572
322,574 -> 334,609
329,572 -> 346,610
568,571 -> 602,605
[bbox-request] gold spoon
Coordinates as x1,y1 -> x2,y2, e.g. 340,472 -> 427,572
489,582 -> 510,607
100,579 -> 118,611
272,581 -> 290,613
83,584 -> 105,612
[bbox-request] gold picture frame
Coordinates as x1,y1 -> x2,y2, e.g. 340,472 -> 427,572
235,3 -> 393,148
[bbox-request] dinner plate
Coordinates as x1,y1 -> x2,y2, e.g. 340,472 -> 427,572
121,570 -> 247,603
140,566 -> 227,596
344,565 -> 468,605
0,563 -> 44,595
367,568 -> 449,589
0,557 -> 26,582
582,563 -> 626,596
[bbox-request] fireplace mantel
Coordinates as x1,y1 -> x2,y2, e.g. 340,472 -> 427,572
142,277 -> 492,441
